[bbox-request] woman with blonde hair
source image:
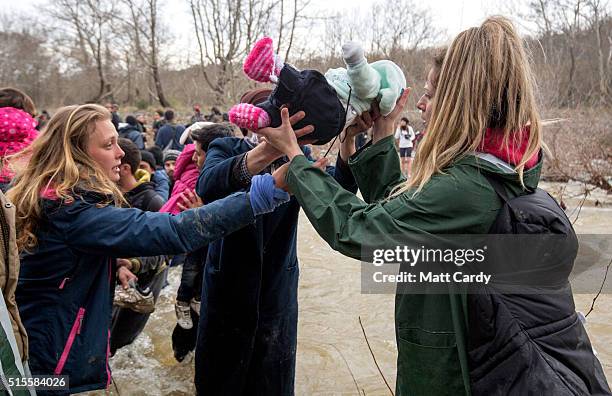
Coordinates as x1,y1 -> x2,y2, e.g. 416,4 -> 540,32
7,103 -> 293,394
257,16 -> 610,395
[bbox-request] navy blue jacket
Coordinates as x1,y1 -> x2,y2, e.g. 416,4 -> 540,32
16,190 -> 254,395
118,125 -> 145,149
155,123 -> 185,151
194,137 -> 356,395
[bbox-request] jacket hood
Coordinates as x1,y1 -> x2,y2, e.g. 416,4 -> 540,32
455,125 -> 542,191
134,169 -> 151,183
457,151 -> 542,192
118,124 -> 139,133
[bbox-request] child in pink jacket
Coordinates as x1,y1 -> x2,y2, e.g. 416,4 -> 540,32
159,144 -> 200,215
161,122 -> 236,331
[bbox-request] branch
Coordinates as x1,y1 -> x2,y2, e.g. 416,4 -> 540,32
358,316 -> 394,396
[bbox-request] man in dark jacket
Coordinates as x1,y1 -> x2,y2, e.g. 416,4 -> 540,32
105,103 -> 122,131
139,150 -> 170,201
194,118 -> 358,394
110,139 -> 166,354
155,109 -> 185,151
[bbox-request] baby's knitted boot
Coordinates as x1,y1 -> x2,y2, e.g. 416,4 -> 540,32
342,41 -> 366,67
228,103 -> 271,131
243,37 -> 284,83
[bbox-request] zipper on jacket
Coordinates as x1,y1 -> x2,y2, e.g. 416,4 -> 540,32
0,202 -> 11,284
106,330 -> 111,389
54,307 -> 86,375
58,277 -> 70,289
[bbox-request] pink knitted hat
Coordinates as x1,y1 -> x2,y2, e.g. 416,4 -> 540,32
0,107 -> 38,182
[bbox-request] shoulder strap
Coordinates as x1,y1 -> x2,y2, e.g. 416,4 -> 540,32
482,172 -> 510,203
163,135 -> 174,152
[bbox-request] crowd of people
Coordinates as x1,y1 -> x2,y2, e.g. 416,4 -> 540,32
0,15 -> 609,396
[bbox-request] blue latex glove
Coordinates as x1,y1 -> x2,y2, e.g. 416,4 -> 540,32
249,174 -> 290,216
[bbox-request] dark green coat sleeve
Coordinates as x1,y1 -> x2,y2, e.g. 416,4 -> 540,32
286,153 -> 498,261
348,136 -> 405,203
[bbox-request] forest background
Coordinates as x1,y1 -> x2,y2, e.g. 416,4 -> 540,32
0,0 -> 610,191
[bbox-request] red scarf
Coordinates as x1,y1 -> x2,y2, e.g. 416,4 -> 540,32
478,126 -> 539,170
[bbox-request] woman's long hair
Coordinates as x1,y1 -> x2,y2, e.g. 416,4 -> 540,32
393,16 -> 541,196
7,104 -> 126,251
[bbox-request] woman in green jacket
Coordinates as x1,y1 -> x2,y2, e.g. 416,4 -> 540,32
254,16 -> 584,395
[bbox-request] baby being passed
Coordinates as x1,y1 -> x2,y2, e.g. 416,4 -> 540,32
228,37 -> 406,144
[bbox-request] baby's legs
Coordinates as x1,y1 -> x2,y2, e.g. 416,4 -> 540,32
230,37 -> 286,130
228,103 -> 271,131
243,37 -> 284,83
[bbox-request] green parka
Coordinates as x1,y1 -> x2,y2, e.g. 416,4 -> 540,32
286,135 -> 543,396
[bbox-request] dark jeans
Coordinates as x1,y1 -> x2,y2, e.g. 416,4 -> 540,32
176,247 -> 206,302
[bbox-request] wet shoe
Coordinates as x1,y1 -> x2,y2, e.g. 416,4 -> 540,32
190,298 -> 201,316
175,301 -> 193,330
114,282 -> 155,314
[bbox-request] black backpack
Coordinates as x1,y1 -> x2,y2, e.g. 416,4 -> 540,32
466,174 -> 611,395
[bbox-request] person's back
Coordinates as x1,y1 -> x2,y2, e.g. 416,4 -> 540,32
124,169 -> 165,211
195,136 -> 304,395
155,109 -> 185,151
118,116 -> 145,149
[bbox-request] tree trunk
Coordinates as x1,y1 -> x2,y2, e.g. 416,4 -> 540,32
564,41 -> 577,106
595,13 -> 608,103
94,41 -> 107,102
152,64 -> 170,107
126,53 -> 133,104
149,0 -> 170,107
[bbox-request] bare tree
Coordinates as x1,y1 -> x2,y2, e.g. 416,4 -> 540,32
188,0 -> 275,104
526,0 -> 611,106
0,13 -> 59,106
369,0 -> 439,57
48,0 -> 119,102
122,0 -> 171,107
187,0 -> 312,105
586,0 -> 611,103
273,0 -> 311,63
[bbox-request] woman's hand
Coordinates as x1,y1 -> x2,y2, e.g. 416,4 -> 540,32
177,189 -> 203,211
371,88 -> 411,144
256,108 -> 314,160
272,163 -> 290,192
272,157 -> 328,193
117,266 -> 138,290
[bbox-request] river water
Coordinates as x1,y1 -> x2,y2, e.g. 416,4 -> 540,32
87,182 -> 611,395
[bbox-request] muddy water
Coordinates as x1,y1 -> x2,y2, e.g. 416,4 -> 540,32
88,183 -> 611,395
